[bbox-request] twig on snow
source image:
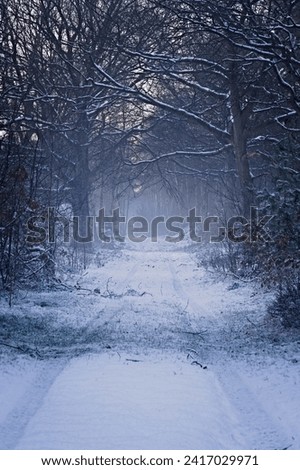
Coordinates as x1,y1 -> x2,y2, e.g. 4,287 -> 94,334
191,360 -> 208,369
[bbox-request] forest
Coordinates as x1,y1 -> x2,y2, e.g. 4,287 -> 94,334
0,0 -> 300,453
1,0 -> 299,325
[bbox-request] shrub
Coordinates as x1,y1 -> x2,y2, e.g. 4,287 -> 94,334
268,276 -> 300,328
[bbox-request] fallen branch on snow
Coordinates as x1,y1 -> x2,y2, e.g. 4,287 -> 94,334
0,341 -> 42,357
182,330 -> 206,340
206,269 -> 256,283
191,360 -> 208,369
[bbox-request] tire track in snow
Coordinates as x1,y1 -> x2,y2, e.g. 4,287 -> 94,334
70,255 -> 144,351
214,364 -> 291,450
0,358 -> 68,449
166,253 -> 290,449
166,254 -> 212,346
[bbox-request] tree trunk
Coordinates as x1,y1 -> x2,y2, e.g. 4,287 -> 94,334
230,80 -> 254,216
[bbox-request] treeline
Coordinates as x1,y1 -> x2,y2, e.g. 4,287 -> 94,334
0,0 -> 299,324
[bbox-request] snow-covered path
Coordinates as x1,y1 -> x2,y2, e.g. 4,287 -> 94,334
0,243 -> 299,449
15,354 -> 244,450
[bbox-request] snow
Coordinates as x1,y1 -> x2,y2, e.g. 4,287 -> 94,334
0,360 -> 39,424
233,359 -> 300,449
0,241 -> 299,450
14,353 -> 244,450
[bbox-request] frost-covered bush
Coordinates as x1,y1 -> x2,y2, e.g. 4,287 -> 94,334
254,141 -> 300,283
200,242 -> 244,275
268,277 -> 300,328
256,143 -> 300,327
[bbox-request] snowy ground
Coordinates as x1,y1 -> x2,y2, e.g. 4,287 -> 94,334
0,241 -> 299,449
